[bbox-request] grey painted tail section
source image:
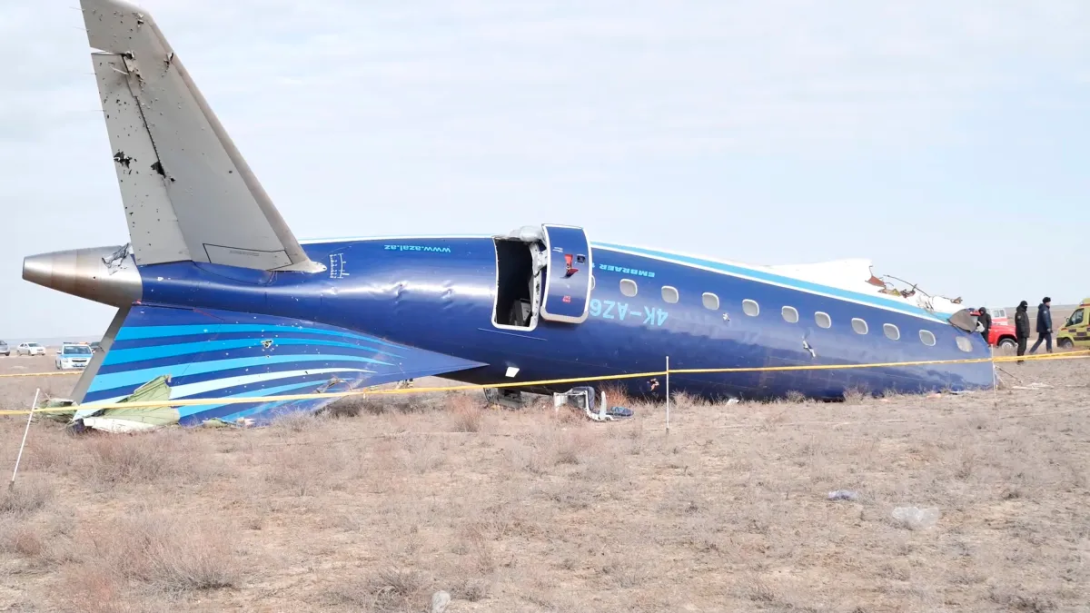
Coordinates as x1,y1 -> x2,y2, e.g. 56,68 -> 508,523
81,0 -> 325,273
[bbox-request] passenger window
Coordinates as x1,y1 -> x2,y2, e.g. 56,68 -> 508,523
815,312 -> 832,329
702,292 -> 719,310
781,306 -> 799,323
883,323 -> 900,340
620,279 -> 637,297
919,330 -> 937,346
851,318 -> 868,335
956,336 -> 973,352
742,299 -> 760,317
590,275 -> 595,290
661,286 -> 679,304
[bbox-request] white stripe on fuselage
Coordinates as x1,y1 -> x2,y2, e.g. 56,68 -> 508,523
79,368 -> 370,408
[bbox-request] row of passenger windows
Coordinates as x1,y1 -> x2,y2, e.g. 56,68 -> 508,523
610,277 -> 969,351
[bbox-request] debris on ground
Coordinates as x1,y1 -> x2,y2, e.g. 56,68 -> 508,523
827,490 -> 860,501
891,506 -> 940,530
1012,382 -> 1053,390
69,375 -> 179,433
553,386 -> 634,422
431,591 -> 451,613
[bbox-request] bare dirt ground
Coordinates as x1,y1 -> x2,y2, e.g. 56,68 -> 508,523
0,353 -> 1088,612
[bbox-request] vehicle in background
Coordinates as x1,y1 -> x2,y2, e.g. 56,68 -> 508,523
0,340 -> 9,356
89,341 -> 103,353
56,342 -> 94,370
983,307 -> 1010,327
968,309 -> 1017,349
1057,298 -> 1089,349
16,342 -> 46,356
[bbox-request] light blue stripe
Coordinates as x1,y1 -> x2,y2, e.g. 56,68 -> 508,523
219,400 -> 295,422
593,242 -> 944,321
106,337 -> 401,365
88,354 -> 380,392
116,323 -> 401,347
178,380 -> 323,419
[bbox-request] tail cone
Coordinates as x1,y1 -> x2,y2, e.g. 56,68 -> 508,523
23,245 -> 142,307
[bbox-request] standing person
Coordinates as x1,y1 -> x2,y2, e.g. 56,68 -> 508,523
977,306 -> 992,345
1014,300 -> 1031,363
1029,297 -> 1053,354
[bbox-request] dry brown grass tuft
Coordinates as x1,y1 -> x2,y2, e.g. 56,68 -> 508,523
448,394 -> 485,433
70,506 -> 243,597
326,568 -> 431,612
842,385 -> 869,404
84,509 -> 241,593
56,565 -> 134,613
0,479 -> 53,515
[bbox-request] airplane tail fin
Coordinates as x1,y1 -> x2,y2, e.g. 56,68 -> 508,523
81,0 -> 324,273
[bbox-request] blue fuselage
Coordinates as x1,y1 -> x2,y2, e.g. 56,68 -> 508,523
135,236 -> 993,400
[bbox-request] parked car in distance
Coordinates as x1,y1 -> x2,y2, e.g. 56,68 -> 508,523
56,342 -> 93,370
968,309 -> 1017,349
16,342 -> 47,356
0,340 -> 9,356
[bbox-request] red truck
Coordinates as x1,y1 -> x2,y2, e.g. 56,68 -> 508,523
969,308 -> 1017,349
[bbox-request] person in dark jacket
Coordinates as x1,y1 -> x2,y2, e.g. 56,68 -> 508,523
977,306 -> 992,345
1014,300 -> 1031,363
1029,297 -> 1053,354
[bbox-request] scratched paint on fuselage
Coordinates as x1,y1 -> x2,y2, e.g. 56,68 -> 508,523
137,236 -> 993,400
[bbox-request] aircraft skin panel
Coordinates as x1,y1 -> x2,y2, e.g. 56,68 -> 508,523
124,236 -> 992,411
76,304 -> 487,425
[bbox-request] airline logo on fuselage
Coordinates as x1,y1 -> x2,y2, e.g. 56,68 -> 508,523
596,263 -> 655,278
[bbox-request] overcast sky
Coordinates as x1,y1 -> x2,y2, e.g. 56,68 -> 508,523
2,0 -> 1088,339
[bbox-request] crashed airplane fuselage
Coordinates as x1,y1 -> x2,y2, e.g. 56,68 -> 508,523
21,0 -> 993,427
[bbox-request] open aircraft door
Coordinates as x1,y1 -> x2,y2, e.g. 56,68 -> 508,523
540,224 -> 592,324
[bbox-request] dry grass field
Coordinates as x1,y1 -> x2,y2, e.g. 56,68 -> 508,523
0,352 -> 1088,612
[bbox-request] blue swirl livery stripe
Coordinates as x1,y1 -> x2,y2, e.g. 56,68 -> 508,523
103,338 -> 399,367
80,305 -> 488,425
115,323 -> 401,348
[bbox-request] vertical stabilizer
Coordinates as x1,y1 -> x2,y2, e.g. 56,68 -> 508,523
81,0 -> 324,273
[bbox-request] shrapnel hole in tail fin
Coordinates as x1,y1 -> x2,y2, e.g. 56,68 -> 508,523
82,0 -> 324,273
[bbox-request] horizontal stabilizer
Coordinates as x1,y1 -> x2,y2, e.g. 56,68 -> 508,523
73,304 -> 487,426
81,0 -> 323,273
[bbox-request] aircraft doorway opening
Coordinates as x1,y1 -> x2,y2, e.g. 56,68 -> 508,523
493,238 -> 541,329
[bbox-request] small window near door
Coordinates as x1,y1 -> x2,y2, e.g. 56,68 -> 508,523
883,323 -> 900,340
956,336 -> 973,352
782,306 -> 799,323
1067,308 -> 1085,327
815,312 -> 832,329
620,279 -> 638,297
851,318 -> 868,335
661,286 -> 679,304
742,299 -> 760,316
919,330 -> 937,346
702,292 -> 719,310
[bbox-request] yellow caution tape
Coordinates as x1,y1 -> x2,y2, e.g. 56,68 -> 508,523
0,350 -> 1085,416
0,370 -> 82,378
